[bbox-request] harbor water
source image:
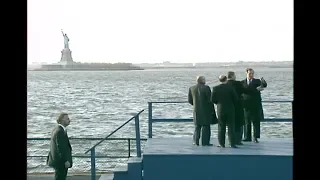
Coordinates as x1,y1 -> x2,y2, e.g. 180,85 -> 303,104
27,67 -> 293,173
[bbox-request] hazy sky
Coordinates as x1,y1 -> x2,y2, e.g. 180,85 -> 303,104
28,0 -> 293,64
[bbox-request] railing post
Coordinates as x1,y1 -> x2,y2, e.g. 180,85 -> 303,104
148,102 -> 153,138
134,115 -> 142,157
291,101 -> 294,131
128,138 -> 131,158
292,101 -> 293,114
90,148 -> 96,180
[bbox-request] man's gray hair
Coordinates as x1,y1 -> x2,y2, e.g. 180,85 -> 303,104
196,76 -> 206,84
57,112 -> 68,124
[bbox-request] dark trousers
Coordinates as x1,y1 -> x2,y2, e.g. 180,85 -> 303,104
235,125 -> 243,144
193,125 -> 211,145
244,108 -> 260,140
218,113 -> 236,146
54,166 -> 68,180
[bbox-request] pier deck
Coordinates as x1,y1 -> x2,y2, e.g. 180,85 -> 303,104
143,137 -> 293,156
143,137 -> 293,180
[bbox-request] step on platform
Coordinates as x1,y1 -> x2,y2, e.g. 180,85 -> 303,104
99,173 -> 114,180
100,157 -> 143,180
143,137 -> 293,180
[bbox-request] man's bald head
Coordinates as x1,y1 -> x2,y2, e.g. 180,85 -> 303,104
196,76 -> 206,84
219,75 -> 227,83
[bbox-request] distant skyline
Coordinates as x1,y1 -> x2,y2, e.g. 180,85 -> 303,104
28,0 -> 293,64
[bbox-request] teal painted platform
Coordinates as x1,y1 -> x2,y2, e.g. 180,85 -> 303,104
102,137 -> 292,180
143,137 -> 293,156
142,137 -> 293,180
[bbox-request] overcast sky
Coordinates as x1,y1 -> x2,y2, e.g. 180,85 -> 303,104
28,0 -> 293,64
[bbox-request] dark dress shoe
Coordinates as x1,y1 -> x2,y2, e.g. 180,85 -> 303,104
193,142 -> 199,146
217,144 -> 225,148
230,145 -> 238,148
253,139 -> 259,143
236,142 -> 244,145
242,139 -> 251,142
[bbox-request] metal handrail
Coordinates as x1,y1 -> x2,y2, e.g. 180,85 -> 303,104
83,109 -> 144,180
148,100 -> 293,104
27,137 -> 146,141
85,109 -> 144,154
84,109 -> 144,154
147,100 -> 293,138
27,137 -> 148,160
151,118 -> 292,123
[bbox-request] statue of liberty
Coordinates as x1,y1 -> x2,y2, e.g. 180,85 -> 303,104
61,29 -> 70,49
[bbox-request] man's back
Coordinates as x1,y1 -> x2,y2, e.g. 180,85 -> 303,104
188,84 -> 213,125
189,84 -> 211,109
211,84 -> 238,114
226,80 -> 250,100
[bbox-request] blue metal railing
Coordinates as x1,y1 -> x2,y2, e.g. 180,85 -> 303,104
84,109 -> 144,180
27,137 -> 147,159
147,100 -> 293,138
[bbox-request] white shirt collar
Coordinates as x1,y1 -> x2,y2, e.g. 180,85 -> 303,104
58,124 -> 66,132
247,78 -> 252,85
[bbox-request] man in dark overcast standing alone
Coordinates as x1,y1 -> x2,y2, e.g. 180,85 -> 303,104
188,76 -> 216,146
47,113 -> 73,180
241,68 -> 267,143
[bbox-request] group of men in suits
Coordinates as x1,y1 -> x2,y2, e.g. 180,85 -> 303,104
188,68 -> 267,148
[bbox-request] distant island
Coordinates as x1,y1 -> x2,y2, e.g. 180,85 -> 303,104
30,62 -> 144,71
29,30 -> 144,71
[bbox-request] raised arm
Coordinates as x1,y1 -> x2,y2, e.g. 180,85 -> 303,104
260,78 -> 267,88
188,88 -> 193,105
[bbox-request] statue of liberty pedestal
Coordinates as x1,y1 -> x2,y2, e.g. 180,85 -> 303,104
59,29 -> 74,65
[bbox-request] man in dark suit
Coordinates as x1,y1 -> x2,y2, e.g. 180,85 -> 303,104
241,68 -> 267,143
211,75 -> 238,148
226,71 -> 254,145
188,76 -> 216,146
47,113 -> 73,180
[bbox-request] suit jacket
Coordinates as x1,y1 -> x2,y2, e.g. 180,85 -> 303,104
47,125 -> 73,168
241,78 -> 267,109
188,83 -> 217,125
226,80 -> 254,126
211,83 -> 238,117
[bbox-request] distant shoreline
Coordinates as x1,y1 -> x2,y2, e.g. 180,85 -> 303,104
27,61 -> 293,71
28,68 -> 144,71
141,66 -> 292,69
27,66 -> 292,71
